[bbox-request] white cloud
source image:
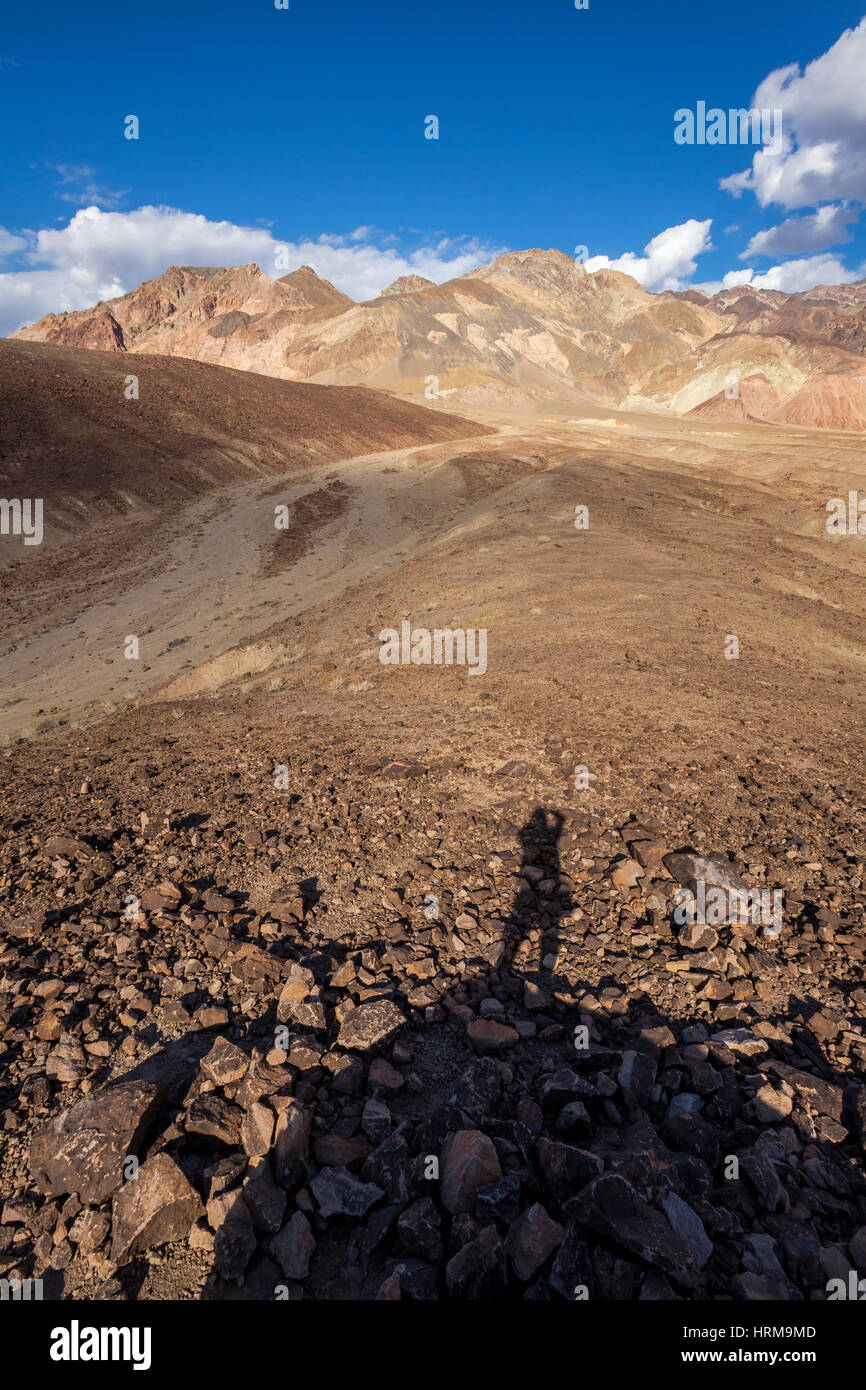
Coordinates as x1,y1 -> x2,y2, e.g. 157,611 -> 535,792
721,18 -> 866,209
0,227 -> 28,258
0,205 -> 506,336
741,203 -> 858,258
47,163 -> 129,210
585,219 -> 713,291
698,252 -> 865,296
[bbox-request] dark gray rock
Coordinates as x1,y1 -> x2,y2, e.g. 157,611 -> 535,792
567,1175 -> 697,1283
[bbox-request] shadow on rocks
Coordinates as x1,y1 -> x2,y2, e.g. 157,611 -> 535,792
15,805 -> 866,1303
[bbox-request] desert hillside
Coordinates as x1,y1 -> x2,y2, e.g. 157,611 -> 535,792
2,332 -> 866,1309
0,338 -> 488,535
14,251 -> 866,430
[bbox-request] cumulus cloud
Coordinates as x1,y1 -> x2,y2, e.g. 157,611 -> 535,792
0,228 -> 28,258
0,205 -> 506,336
740,204 -> 858,259
586,215 -> 862,297
585,219 -> 713,291
698,252 -> 865,296
721,18 -> 866,210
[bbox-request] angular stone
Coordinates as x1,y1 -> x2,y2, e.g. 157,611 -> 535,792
849,1227 -> 866,1268
450,1058 -> 502,1118
271,1211 -> 316,1280
376,1271 -> 402,1300
185,1094 -> 243,1146
740,1153 -> 789,1213
243,1176 -> 286,1233
556,1101 -> 592,1140
446,1225 -> 507,1298
466,1019 -> 518,1054
663,851 -> 747,897
330,1054 -> 364,1095
200,1037 -> 249,1087
30,1081 -> 166,1205
618,1050 -> 657,1110
361,1130 -> 415,1205
751,1084 -> 793,1124
310,1167 -> 383,1220
43,834 -> 95,860
337,1000 -> 405,1053
537,1139 -> 602,1205
661,1191 -> 712,1269
195,1005 -> 230,1029
765,1061 -> 843,1120
277,967 -> 326,1031
213,1219 -> 257,1282
207,1188 -> 251,1231
203,889 -> 236,913
398,1196 -> 443,1262
506,1203 -> 564,1281
203,1152 -> 247,1201
241,1102 -> 275,1158
68,1207 -> 111,1257
711,1028 -> 768,1059
362,1203 -> 401,1266
45,1036 -> 88,1082
567,1175 -> 696,1281
549,1221 -> 594,1300
731,1272 -> 796,1300
679,922 -> 719,950
544,1063 -> 593,1103
611,858 -> 644,890
523,982 -> 549,1010
272,1099 -> 311,1189
313,1133 -> 371,1168
362,1097 -> 392,1145
476,1174 -> 523,1229
440,1129 -> 503,1215
110,1154 -> 203,1267
368,1058 -> 405,1094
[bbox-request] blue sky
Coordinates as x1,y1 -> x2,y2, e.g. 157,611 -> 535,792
1,0 -> 865,333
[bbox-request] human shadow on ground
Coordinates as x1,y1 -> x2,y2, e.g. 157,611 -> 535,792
20,804 -> 866,1302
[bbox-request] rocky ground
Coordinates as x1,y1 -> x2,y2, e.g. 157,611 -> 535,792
2,369 -> 866,1301
1,687 -> 866,1302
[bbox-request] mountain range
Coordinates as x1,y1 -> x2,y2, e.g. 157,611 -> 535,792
13,249 -> 866,430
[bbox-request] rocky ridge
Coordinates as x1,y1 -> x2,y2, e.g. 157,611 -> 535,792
14,252 -> 866,430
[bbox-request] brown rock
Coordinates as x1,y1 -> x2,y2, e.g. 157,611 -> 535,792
241,1102 -> 275,1158
200,1037 -> 249,1087
110,1154 -> 203,1267
337,1000 -> 406,1052
440,1130 -> 503,1215
30,1081 -> 166,1205
506,1202 -> 564,1281
467,1019 -> 518,1053
270,1211 -> 316,1280
272,1099 -> 311,1188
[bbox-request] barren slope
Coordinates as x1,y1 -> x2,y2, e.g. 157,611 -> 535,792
0,339 -> 489,540
3,393 -> 866,1304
